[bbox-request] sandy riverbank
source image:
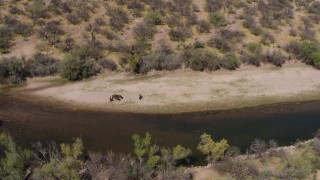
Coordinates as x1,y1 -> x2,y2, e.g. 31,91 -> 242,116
8,62 -> 320,114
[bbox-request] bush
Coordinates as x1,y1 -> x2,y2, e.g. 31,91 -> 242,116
97,59 -> 118,71
241,53 -> 261,67
25,53 -> 59,77
0,57 -> 28,84
29,0 -> 46,19
144,11 -> 162,25
197,133 -> 229,162
65,13 -> 81,25
222,53 -> 240,70
106,6 -> 129,30
187,49 -> 222,71
169,26 -> 192,42
197,20 -> 211,33
207,36 -> 231,53
0,26 -> 12,53
299,42 -> 320,65
139,52 -> 181,74
263,50 -> 287,67
209,12 -> 228,28
38,20 -> 64,45
311,51 -> 320,69
60,47 -> 99,81
132,22 -> 154,39
247,43 -> 262,54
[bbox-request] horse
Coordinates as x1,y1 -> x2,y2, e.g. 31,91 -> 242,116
110,94 -> 124,102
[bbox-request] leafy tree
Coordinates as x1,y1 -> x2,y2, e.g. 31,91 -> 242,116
32,138 -> 84,179
132,132 -> 153,164
172,145 -> 192,162
0,132 -> 31,179
197,133 -> 229,162
60,46 -> 99,81
0,57 -> 28,84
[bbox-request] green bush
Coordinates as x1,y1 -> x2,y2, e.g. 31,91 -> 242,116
263,50 -> 287,67
144,11 -> 162,25
188,49 -> 222,71
169,26 -> 192,42
0,26 -> 12,54
197,133 -> 229,162
29,0 -> 46,19
0,57 -> 28,84
222,53 -> 240,70
25,53 -> 59,77
60,47 -> 99,81
139,52 -> 181,74
299,42 -> 320,65
247,43 -> 262,54
209,12 -> 228,28
311,51 -> 320,69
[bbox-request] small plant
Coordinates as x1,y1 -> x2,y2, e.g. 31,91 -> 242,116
222,53 -> 240,70
209,12 -> 228,28
263,50 -> 287,67
144,12 -> 162,26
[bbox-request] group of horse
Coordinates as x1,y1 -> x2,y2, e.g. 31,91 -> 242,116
109,94 -> 143,102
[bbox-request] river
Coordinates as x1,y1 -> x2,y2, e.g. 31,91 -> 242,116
1,94 -> 320,161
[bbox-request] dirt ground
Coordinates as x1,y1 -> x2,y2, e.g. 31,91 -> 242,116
12,61 -> 320,114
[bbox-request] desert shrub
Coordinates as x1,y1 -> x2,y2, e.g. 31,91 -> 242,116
289,29 -> 297,37
0,132 -> 31,179
165,14 -> 183,27
76,7 -> 90,22
193,41 -> 205,49
106,41 -> 129,53
207,37 -> 231,53
285,40 -> 301,56
205,0 -> 223,12
3,16 -> 33,37
132,22 -> 154,39
185,49 -> 222,71
222,53 -> 240,70
106,6 -> 129,30
97,59 -> 118,71
262,50 -> 287,67
261,32 -> 275,45
102,28 -> 118,40
314,139 -> 320,155
215,159 -> 259,179
197,133 -> 229,162
241,53 -> 261,67
32,139 -> 84,179
209,12 -> 228,28
29,0 -> 47,19
169,26 -> 192,42
38,20 -> 64,45
300,28 -> 316,42
25,53 -> 59,77
247,43 -> 262,54
139,52 -> 181,73
144,11 -> 162,26
298,42 -> 320,65
197,20 -> 211,33
249,139 -> 268,158
0,26 -> 12,53
65,13 -> 81,25
60,46 -> 99,81
131,38 -> 151,55
278,156 -> 312,180
0,57 -> 28,84
58,35 -> 75,52
311,51 -> 320,69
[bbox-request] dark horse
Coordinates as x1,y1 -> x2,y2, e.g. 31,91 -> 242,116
110,94 -> 124,102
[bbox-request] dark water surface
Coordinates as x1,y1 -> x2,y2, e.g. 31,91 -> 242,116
1,94 -> 320,160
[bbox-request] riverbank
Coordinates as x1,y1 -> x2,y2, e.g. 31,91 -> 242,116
6,61 -> 320,114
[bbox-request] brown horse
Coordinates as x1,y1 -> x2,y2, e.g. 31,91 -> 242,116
110,94 -> 124,102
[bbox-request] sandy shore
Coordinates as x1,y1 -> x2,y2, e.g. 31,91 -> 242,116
10,62 -> 320,114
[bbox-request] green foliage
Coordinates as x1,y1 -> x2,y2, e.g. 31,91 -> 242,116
209,12 -> 228,28
0,26 -> 12,54
247,43 -> 262,54
144,12 -> 162,25
0,132 -> 31,179
299,42 -> 320,65
172,145 -> 192,161
60,46 -> 99,81
29,0 -> 46,19
33,138 -> 84,180
197,133 -> 229,162
311,51 -> 320,69
0,57 -> 28,84
222,53 -> 240,70
187,49 -> 222,71
132,132 -> 152,162
25,53 -> 59,77
278,156 -> 312,179
128,54 -> 141,73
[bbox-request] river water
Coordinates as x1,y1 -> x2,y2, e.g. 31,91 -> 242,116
1,94 -> 320,160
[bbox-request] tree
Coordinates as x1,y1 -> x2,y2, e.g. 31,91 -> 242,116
60,46 -> 99,81
172,145 -> 192,162
132,132 -> 153,164
197,133 -> 229,162
249,138 -> 268,158
0,132 -> 31,179
32,138 -> 84,179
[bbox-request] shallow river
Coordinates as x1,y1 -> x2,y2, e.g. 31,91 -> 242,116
1,94 -> 320,160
